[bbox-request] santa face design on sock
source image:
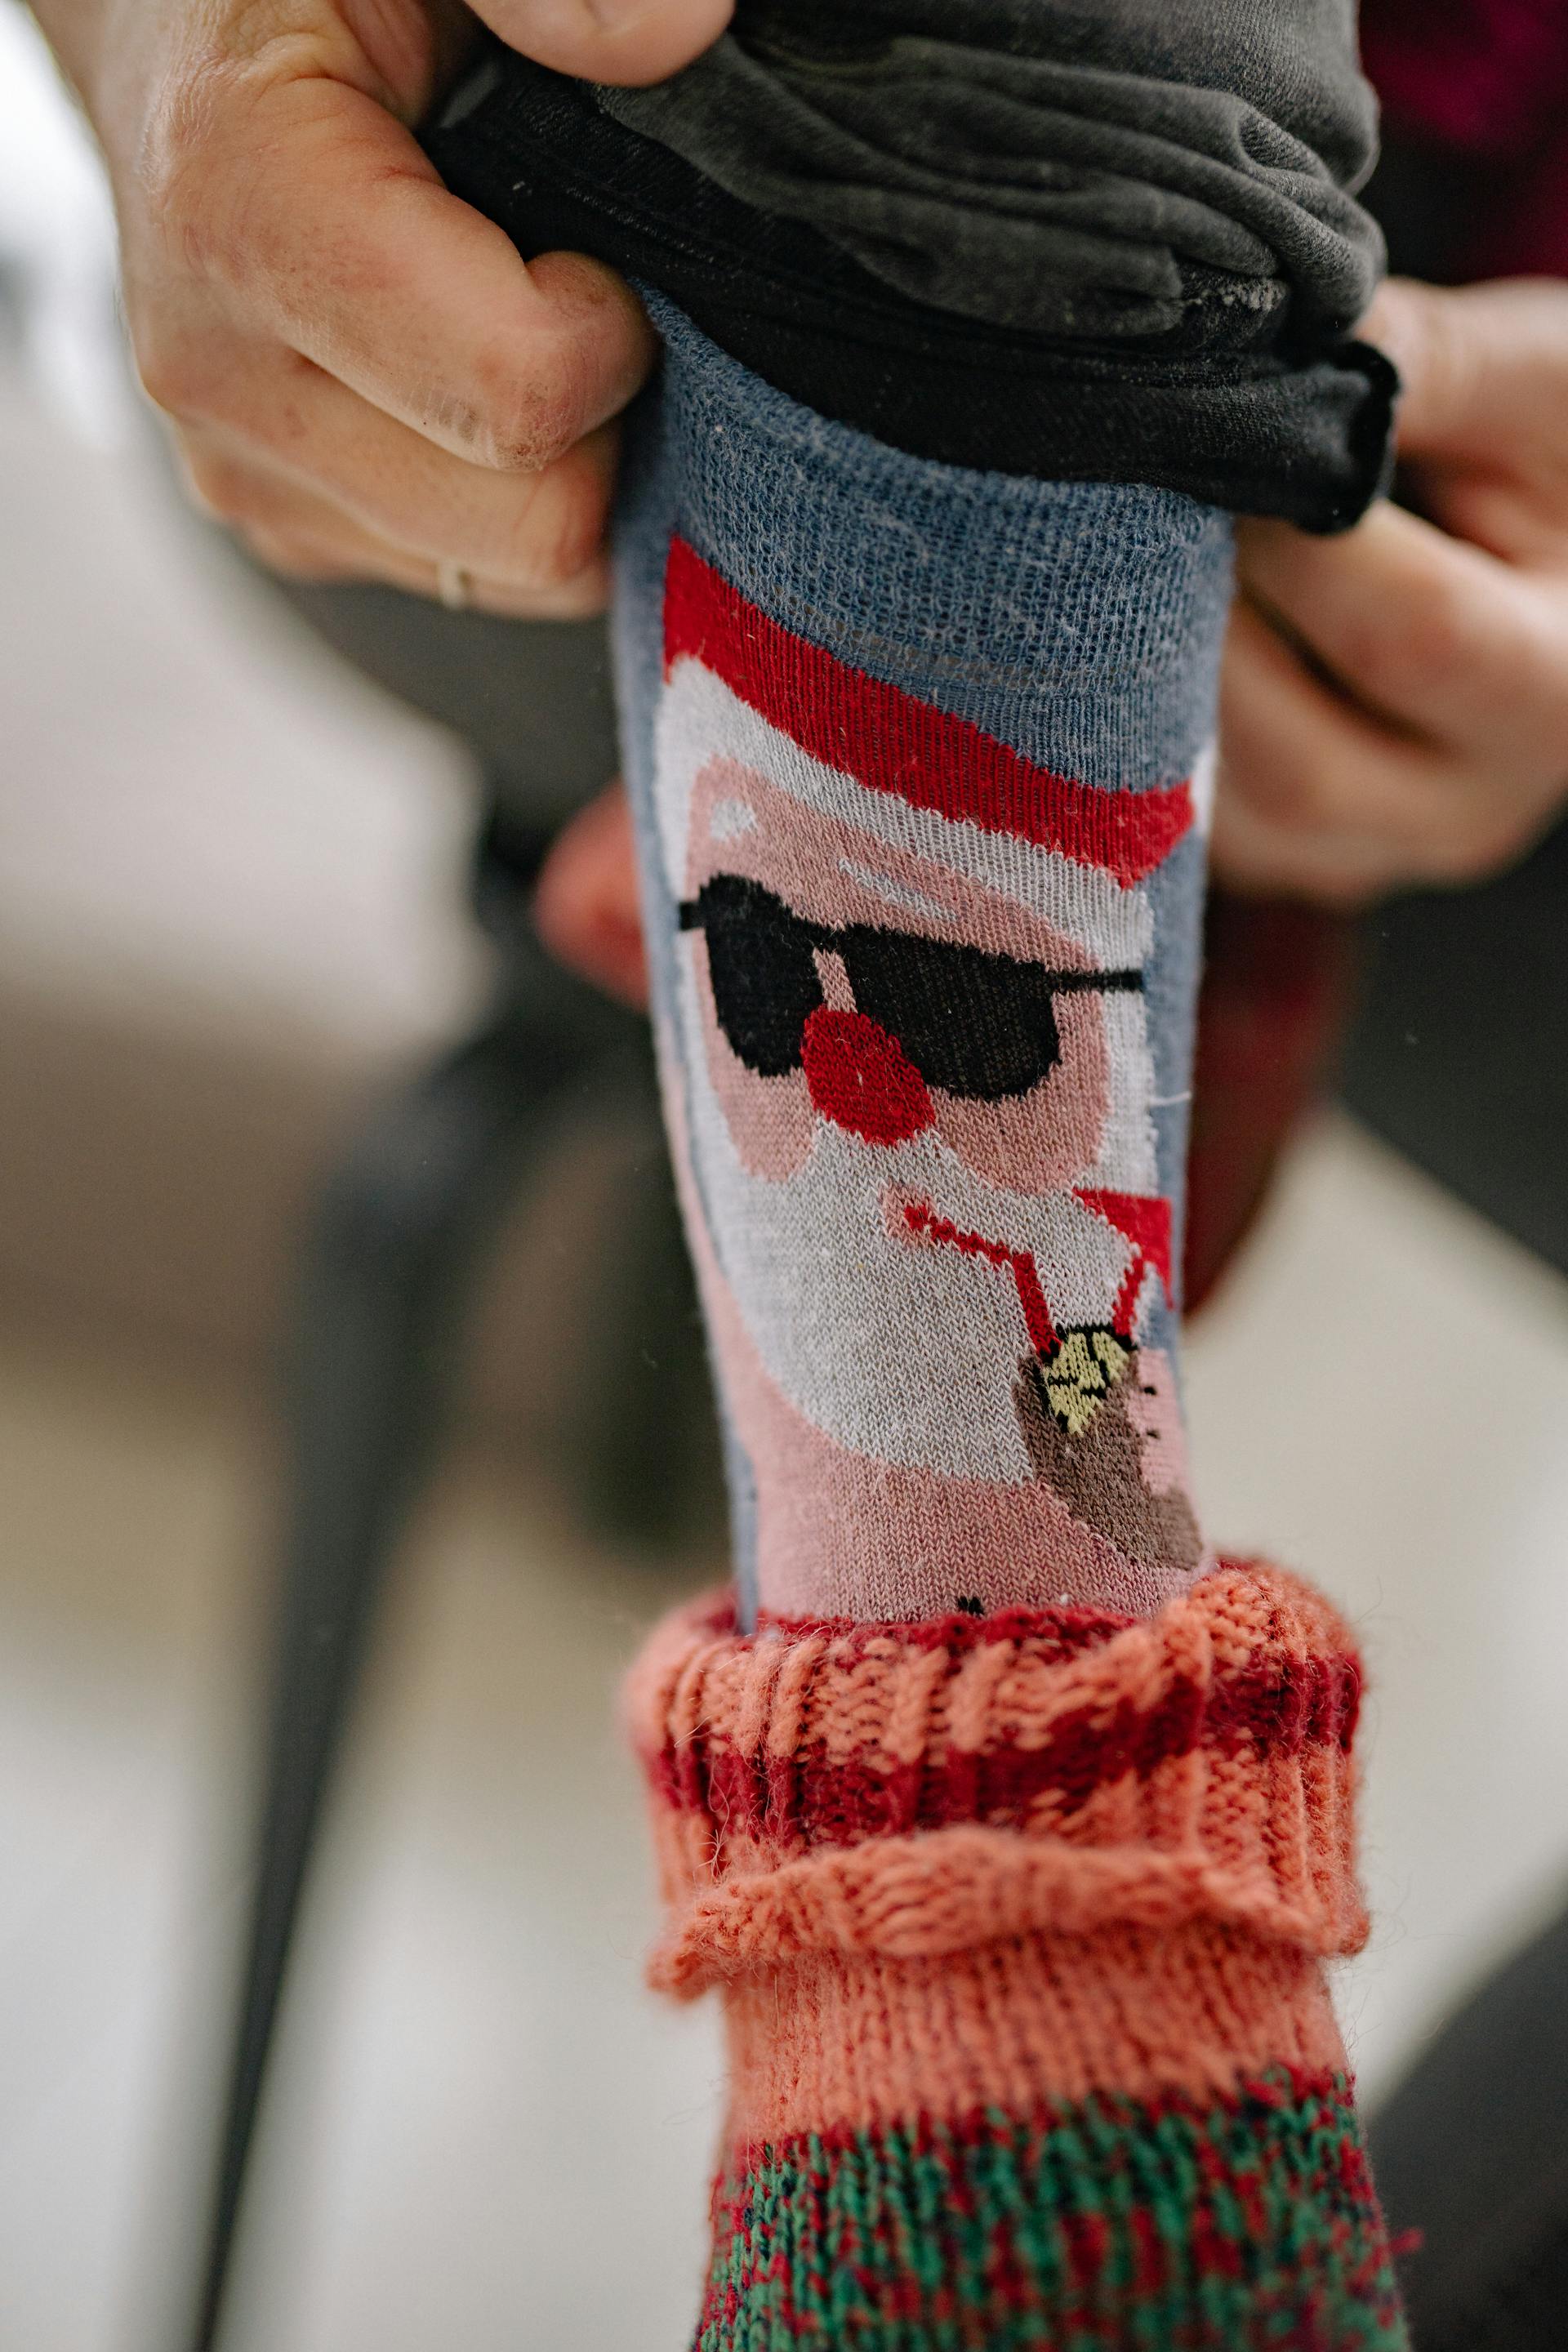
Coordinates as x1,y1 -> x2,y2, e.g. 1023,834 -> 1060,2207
653,540 -> 1206,1614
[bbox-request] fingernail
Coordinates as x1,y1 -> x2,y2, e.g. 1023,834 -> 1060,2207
585,0 -> 664,31
584,0 -> 727,45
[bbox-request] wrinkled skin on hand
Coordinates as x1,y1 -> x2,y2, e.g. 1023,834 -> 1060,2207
32,0 -> 730,612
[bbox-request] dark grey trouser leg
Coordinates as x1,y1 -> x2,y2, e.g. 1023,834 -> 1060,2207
1369,1900 -> 1568,2350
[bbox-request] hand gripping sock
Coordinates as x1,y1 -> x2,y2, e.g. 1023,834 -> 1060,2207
612,304 -> 1406,2346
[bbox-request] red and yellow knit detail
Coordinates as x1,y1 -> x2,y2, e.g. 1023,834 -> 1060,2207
630,1561 -> 1366,2002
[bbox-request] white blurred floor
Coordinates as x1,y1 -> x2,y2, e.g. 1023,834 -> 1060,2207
0,1320 -> 721,2352
1187,1119 -> 1568,2098
3,100 -> 1568,2348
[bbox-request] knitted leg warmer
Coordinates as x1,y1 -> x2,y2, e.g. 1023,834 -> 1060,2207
630,1566 -> 1405,2348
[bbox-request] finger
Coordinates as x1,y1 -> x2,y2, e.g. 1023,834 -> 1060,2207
153,69 -> 655,470
185,351 -> 618,588
1209,789 -> 1416,906
1210,774 -> 1547,903
247,521 -> 611,616
181,440 -> 608,613
470,0 -> 733,85
1410,468 -> 1568,571
532,782 -> 649,1005
1236,505 -> 1568,760
1359,278 -> 1494,458
1361,275 -> 1568,463
1218,599 -> 1521,884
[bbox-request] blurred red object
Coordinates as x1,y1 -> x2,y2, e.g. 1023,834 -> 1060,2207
1183,894 -> 1356,1314
1364,0 -> 1568,277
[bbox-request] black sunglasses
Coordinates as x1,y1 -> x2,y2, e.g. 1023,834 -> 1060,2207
679,875 -> 1142,1102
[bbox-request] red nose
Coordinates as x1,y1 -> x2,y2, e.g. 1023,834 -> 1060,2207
800,1007 -> 935,1146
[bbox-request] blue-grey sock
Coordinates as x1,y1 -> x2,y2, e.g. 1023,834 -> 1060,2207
612,299 -> 1232,1628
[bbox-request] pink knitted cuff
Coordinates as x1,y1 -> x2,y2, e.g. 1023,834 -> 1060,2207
628,1562 -> 1366,1996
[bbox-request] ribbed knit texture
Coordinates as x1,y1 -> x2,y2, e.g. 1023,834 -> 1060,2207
629,1564 -> 1408,2347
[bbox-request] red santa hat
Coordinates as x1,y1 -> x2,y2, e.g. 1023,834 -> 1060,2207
664,536 -> 1195,892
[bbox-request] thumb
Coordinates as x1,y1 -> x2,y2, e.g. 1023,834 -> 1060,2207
1361,274 -> 1568,462
469,0 -> 733,86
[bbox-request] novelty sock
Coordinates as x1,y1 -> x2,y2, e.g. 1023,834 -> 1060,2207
616,296 -> 1222,1629
612,306 -> 1405,2349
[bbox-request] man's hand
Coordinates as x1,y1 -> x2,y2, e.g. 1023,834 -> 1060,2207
33,0 -> 730,613
1216,277 -> 1568,903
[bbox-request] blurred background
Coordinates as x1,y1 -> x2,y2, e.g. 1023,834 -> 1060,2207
2,7 -> 1567,2349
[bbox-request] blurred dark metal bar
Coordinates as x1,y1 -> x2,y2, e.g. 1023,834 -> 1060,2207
187,929 -> 644,2352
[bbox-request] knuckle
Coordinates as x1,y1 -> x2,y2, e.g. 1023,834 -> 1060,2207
133,327 -> 219,422
513,474 -> 608,590
140,46 -> 328,296
1383,280 -> 1485,437
181,451 -> 274,532
1416,298 -> 1477,418
133,339 -> 185,419
137,81 -> 206,227
242,525 -> 345,582
138,60 -> 246,277
463,346 -> 586,474
479,396 -> 577,476
179,448 -> 240,521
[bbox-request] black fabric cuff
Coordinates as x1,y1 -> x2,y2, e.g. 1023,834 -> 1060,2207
424,55 -> 1396,532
